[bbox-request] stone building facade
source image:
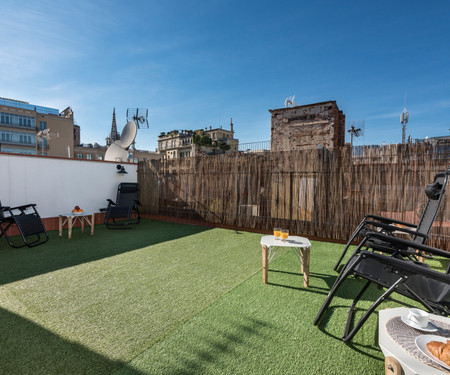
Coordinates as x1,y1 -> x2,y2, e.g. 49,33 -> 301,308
269,101 -> 345,151
157,120 -> 238,159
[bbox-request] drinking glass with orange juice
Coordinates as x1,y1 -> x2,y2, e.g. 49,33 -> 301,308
281,229 -> 289,241
274,227 -> 281,240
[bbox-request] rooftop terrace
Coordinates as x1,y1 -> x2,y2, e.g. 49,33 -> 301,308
0,144 -> 448,374
1,218 -> 423,375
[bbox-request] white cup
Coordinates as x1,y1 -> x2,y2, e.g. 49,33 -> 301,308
407,308 -> 429,328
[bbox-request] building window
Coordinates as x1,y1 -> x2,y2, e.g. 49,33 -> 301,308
39,121 -> 47,130
97,155 -> 103,160
1,130 -> 35,145
0,112 -> 35,128
77,153 -> 83,159
133,157 -> 138,163
86,154 -> 92,160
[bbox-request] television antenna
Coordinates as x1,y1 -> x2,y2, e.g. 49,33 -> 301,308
400,93 -> 409,144
126,108 -> 149,129
284,95 -> 296,108
105,108 -> 149,162
347,120 -> 364,148
36,128 -> 59,155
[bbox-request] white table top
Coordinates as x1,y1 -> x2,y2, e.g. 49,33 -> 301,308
60,212 -> 93,217
379,307 -> 450,375
261,235 -> 311,248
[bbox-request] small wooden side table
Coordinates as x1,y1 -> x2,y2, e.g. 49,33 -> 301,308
261,235 -> 311,287
59,212 -> 95,239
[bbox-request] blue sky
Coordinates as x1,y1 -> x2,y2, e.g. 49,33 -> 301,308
1,0 -> 449,151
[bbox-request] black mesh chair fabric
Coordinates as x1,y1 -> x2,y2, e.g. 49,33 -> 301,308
104,183 -> 140,229
0,200 -> 48,248
314,233 -> 450,342
334,170 -> 449,271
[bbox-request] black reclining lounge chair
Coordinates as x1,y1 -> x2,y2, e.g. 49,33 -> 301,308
104,183 -> 140,229
0,200 -> 49,248
334,170 -> 449,271
315,233 -> 450,342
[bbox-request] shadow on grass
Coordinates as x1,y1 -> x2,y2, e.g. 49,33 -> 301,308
314,305 -> 383,361
0,219 -> 211,285
267,269 -> 371,298
159,316 -> 272,375
0,306 -> 146,375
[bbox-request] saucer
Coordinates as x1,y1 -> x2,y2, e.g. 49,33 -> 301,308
401,315 -> 437,332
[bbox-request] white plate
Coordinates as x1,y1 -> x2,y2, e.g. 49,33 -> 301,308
401,315 -> 438,332
415,335 -> 450,370
72,212 -> 85,216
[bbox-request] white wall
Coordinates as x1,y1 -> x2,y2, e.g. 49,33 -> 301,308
0,154 -> 137,218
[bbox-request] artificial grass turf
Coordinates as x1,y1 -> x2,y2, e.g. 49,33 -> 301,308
0,220 -> 440,374
116,240 -> 447,375
0,219 -> 264,375
114,240 -> 393,375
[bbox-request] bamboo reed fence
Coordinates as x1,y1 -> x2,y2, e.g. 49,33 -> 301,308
138,142 -> 449,249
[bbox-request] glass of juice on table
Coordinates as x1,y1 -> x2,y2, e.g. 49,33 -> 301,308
274,228 -> 281,240
281,229 -> 289,241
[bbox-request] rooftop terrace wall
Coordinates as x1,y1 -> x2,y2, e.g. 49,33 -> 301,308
0,153 -> 137,218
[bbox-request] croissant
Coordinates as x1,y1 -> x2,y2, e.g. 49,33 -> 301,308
427,340 -> 450,366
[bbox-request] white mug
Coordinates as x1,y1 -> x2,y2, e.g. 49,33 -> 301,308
407,308 -> 429,328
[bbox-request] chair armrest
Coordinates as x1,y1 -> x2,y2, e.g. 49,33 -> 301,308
9,203 -> 37,212
365,232 -> 450,259
363,250 -> 450,283
0,206 -> 11,212
107,199 -> 116,206
364,214 -> 417,228
364,221 -> 427,238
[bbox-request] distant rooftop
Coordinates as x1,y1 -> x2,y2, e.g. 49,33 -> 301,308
0,97 -> 60,115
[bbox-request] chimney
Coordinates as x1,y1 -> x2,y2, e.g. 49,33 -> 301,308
230,118 -> 234,133
210,126 -> 212,130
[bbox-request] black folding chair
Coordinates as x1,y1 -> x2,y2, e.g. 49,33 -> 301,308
104,183 -> 140,229
334,170 -> 449,271
0,200 -> 49,248
315,233 -> 450,342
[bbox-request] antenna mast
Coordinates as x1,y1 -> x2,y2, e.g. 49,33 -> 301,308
347,122 -> 363,148
400,93 -> 409,144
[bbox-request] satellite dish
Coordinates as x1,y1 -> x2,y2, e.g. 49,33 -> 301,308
119,120 -> 137,149
104,140 -> 129,162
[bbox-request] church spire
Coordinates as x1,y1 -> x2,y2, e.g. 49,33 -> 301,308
111,108 -> 120,141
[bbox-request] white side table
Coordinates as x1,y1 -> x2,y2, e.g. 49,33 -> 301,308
260,235 -> 311,287
379,307 -> 450,375
59,212 -> 95,239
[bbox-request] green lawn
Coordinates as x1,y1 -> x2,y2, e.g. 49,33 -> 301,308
0,219 -> 428,374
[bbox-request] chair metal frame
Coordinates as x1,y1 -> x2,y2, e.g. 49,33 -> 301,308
104,183 -> 141,229
334,170 -> 449,271
315,233 -> 450,342
0,202 -> 49,248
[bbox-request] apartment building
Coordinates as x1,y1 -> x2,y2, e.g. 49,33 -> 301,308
157,119 -> 238,158
0,98 -> 74,157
